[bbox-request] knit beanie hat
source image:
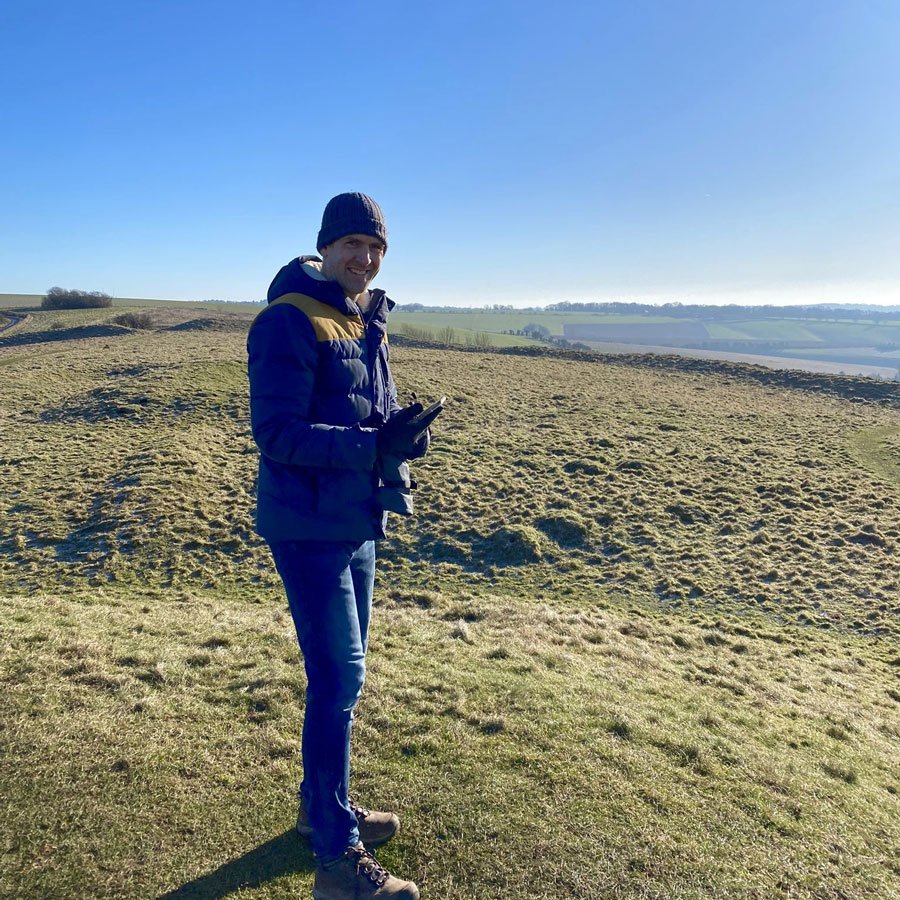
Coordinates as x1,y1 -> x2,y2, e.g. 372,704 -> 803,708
316,192 -> 388,252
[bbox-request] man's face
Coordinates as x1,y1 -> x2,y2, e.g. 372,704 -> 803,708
320,234 -> 386,300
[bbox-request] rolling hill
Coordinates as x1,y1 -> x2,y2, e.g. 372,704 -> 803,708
1,304 -> 898,899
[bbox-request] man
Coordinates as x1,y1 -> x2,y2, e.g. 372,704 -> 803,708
247,193 -> 434,899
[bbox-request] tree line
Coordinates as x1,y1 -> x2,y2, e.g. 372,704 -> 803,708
395,300 -> 900,323
544,301 -> 900,322
41,287 -> 113,309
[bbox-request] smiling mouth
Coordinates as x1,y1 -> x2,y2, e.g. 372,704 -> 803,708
347,267 -> 369,277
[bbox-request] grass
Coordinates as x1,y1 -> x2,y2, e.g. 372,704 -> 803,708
1,308 -> 900,898
0,293 -> 41,308
0,293 -> 264,313
389,320 -> 544,348
848,426 -> 900,489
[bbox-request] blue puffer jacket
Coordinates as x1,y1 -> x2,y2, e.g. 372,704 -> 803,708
247,256 -> 402,542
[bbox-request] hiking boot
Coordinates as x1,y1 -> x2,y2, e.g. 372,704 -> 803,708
297,798 -> 400,848
313,844 -> 419,900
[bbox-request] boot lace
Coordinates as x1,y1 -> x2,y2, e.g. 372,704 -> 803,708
347,845 -> 389,887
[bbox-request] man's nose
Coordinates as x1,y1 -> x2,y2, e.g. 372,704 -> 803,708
352,247 -> 372,266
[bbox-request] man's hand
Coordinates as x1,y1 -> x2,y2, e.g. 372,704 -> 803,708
378,401 -> 441,459
408,428 -> 430,460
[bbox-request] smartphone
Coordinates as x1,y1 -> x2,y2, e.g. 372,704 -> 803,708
411,396 -> 446,433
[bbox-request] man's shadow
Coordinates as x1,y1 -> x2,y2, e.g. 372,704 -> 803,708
159,829 -> 316,898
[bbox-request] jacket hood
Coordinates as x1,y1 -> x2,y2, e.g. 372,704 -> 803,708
267,255 -> 394,319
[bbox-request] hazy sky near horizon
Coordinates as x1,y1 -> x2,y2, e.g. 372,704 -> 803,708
2,1 -> 898,307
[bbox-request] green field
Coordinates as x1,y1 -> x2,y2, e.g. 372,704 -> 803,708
0,293 -> 40,307
706,320 -> 824,341
389,320 -> 543,348
761,345 -> 900,368
390,310 -> 684,337
1,304 -> 899,898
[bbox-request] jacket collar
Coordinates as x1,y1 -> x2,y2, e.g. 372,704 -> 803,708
267,255 -> 394,322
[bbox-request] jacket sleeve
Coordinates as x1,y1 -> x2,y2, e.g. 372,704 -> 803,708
248,305 -> 378,470
383,340 -> 430,457
386,351 -> 402,418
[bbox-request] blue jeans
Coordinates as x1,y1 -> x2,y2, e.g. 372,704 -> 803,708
268,539 -> 376,863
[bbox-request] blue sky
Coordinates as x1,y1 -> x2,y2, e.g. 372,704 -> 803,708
2,0 -> 898,307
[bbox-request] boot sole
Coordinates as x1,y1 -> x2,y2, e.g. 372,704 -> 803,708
313,889 -> 419,900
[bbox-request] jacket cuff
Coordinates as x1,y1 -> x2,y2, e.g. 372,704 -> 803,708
352,426 -> 379,470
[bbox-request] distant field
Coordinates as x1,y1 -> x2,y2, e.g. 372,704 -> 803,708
567,316 -> 900,349
391,310 -> 683,337
395,311 -> 900,378
706,320 -> 824,341
0,293 -> 40,308
762,345 -> 900,369
392,311 -> 900,344
389,320 -> 542,348
580,341 -> 900,380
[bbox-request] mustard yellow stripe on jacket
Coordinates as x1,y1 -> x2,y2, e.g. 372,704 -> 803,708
264,293 -> 365,342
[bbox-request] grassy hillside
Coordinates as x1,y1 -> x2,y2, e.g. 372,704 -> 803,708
1,310 -> 899,899
7,294 -> 899,373
0,293 -> 263,314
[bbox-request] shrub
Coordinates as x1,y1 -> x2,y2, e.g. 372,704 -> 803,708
464,331 -> 493,348
112,312 -> 154,330
42,287 -> 112,310
522,322 -> 551,340
396,324 -> 437,342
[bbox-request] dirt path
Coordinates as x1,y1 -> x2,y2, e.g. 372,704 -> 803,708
0,313 -> 26,336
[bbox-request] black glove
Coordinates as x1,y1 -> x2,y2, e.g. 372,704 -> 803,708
408,427 -> 430,460
377,402 -> 425,459
406,392 -> 429,459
